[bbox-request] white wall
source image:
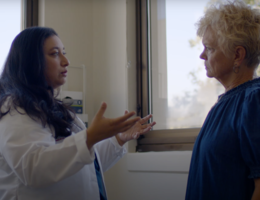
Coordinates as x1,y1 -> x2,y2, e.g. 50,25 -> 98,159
40,0 -> 95,120
92,0 -> 128,118
40,0 -> 190,199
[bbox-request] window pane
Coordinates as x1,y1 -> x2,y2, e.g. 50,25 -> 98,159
0,0 -> 22,72
151,0 -> 224,130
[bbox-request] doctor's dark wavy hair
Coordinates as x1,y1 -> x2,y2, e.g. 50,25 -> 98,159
0,27 -> 74,139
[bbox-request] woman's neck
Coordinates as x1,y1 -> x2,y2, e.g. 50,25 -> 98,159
224,77 -> 254,92
224,72 -> 256,92
218,64 -> 257,92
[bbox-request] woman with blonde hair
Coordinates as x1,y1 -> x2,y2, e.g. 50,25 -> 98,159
186,1 -> 260,199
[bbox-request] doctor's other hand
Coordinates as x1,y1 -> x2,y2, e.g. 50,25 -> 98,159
86,102 -> 140,150
116,111 -> 156,146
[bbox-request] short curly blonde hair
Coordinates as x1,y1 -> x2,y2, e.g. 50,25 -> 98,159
197,1 -> 260,67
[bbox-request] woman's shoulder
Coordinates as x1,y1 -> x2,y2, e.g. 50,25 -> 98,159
243,78 -> 260,97
236,78 -> 260,109
223,78 -> 260,100
216,78 -> 260,109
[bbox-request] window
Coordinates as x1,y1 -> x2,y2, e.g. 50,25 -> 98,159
0,0 -> 22,71
136,0 -> 259,152
0,0 -> 38,72
152,0 -> 225,130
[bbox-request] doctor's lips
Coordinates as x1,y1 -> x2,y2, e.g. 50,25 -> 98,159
61,70 -> 67,76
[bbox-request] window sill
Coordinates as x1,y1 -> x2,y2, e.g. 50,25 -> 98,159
127,151 -> 192,173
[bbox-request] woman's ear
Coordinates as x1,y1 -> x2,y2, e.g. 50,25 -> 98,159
234,46 -> 246,66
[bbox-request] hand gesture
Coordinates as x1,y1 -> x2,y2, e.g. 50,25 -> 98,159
116,111 -> 156,146
86,102 -> 140,149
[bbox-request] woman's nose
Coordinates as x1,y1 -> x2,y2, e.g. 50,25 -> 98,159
61,55 -> 70,67
200,50 -> 206,60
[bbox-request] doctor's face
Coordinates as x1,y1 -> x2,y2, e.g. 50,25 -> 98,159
43,35 -> 70,89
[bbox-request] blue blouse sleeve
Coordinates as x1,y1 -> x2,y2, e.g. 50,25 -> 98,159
239,89 -> 260,179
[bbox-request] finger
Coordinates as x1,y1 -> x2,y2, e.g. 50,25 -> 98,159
114,111 -> 136,124
118,120 -> 140,133
123,116 -> 141,127
119,117 -> 141,132
150,121 -> 156,126
95,102 -> 107,118
124,110 -> 129,115
118,123 -> 135,133
139,114 -> 153,124
143,121 -> 156,128
108,116 -> 140,135
141,124 -> 149,129
139,126 -> 152,135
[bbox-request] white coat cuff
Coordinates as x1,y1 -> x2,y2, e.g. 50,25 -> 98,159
110,136 -> 127,155
74,129 -> 95,163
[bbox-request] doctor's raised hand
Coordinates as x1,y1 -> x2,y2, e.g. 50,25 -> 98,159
87,104 -> 156,149
115,111 -> 156,146
86,103 -> 141,149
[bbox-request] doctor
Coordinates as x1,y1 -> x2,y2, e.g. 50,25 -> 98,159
0,27 -> 155,200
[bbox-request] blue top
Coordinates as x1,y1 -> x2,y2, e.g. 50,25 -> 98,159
185,77 -> 260,200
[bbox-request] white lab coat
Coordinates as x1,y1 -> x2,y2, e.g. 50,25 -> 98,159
0,106 -> 126,200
